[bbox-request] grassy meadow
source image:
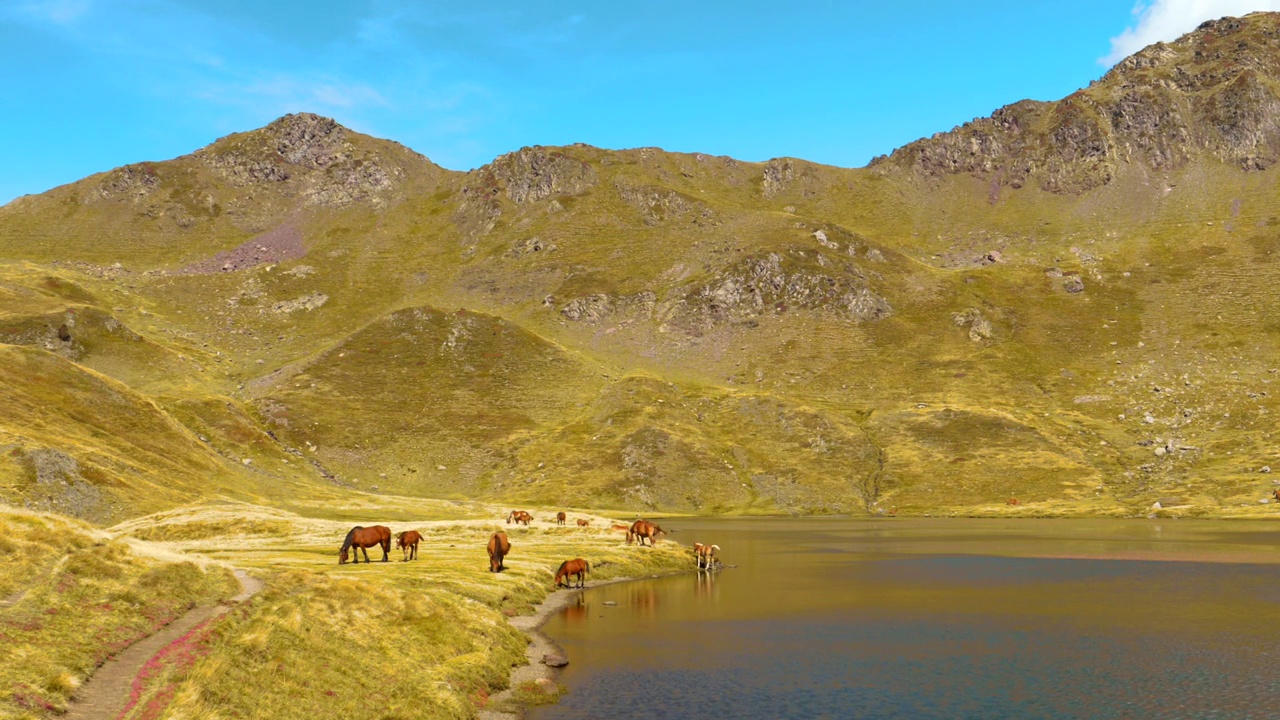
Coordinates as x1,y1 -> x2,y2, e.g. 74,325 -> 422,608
1,499 -> 690,719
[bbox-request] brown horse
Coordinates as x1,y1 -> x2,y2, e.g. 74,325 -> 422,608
628,520 -> 666,546
576,518 -> 590,527
1273,488 -> 1280,502
693,542 -> 720,571
506,510 -> 532,526
555,558 -> 590,588
1006,498 -> 1021,506
339,525 -> 391,564
396,530 -> 423,561
488,531 -> 511,572
556,511 -> 567,526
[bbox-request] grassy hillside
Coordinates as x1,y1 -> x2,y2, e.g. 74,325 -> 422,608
3,18 -> 1280,521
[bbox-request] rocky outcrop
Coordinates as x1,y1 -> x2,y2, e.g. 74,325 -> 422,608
953,308 -> 994,341
559,292 -> 656,323
490,147 -> 597,204
454,147 -> 597,236
193,113 -> 407,206
94,163 -> 161,202
876,13 -> 1280,191
20,448 -> 106,520
272,292 -> 329,314
615,181 -> 713,226
762,158 -> 796,198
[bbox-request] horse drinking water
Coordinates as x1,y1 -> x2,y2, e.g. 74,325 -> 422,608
339,525 -> 392,564
555,558 -> 590,588
693,543 -> 720,571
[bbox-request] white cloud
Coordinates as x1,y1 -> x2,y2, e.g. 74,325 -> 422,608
1102,0 -> 1280,66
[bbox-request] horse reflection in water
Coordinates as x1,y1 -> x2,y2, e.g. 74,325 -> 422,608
564,594 -> 589,624
627,585 -> 659,619
695,567 -> 719,599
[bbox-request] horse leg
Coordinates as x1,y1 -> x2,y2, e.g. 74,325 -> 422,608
360,547 -> 370,563
382,541 -> 390,562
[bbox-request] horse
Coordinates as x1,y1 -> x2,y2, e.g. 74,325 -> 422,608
339,525 -> 391,564
488,531 -> 511,572
556,511 -> 567,526
1006,498 -> 1021,506
576,518 -> 590,527
628,520 -> 666,547
396,530 -> 423,561
555,558 -> 590,588
506,510 -> 532,526
693,542 -> 720,571
1273,488 -> 1279,502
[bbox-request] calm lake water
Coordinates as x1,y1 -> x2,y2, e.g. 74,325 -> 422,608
532,518 -> 1280,720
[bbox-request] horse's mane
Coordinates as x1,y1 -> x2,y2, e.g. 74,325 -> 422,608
341,526 -> 363,552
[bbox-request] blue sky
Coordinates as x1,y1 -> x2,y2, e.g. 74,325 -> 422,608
1,0 -> 1275,204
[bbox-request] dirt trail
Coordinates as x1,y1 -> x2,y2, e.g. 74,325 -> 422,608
64,569 -> 261,720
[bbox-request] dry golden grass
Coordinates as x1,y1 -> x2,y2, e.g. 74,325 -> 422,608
0,508 -> 236,718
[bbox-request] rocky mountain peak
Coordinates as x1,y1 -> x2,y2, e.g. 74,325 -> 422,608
188,112 -> 417,207
261,112 -> 349,169
876,12 -> 1280,193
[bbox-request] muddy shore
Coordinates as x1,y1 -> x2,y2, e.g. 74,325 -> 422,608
479,573 -> 682,719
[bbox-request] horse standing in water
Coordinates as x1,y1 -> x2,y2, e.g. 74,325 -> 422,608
628,520 -> 666,546
488,531 -> 511,572
339,525 -> 391,564
555,558 -> 590,588
397,530 -> 423,561
556,511 -> 567,525
693,543 -> 720,571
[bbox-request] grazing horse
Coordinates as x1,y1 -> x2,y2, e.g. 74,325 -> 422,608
556,511 -> 567,526
1273,488 -> 1280,502
576,518 -> 590,527
339,525 -> 391,564
693,543 -> 720,571
488,531 -> 512,572
1006,498 -> 1021,506
506,510 -> 532,526
628,520 -> 666,547
396,530 -> 423,561
555,558 -> 590,588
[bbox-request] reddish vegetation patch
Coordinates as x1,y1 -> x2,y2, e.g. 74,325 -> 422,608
471,687 -> 490,709
13,684 -> 57,712
175,217 -> 305,275
115,617 -> 216,720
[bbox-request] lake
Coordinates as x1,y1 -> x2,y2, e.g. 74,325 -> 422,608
532,518 -> 1280,720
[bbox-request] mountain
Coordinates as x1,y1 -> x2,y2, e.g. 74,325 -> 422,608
2,14 -> 1279,522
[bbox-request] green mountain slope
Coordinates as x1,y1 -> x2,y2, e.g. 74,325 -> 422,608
3,15 -> 1280,521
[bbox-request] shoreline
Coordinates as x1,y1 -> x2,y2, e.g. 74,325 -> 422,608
479,572 -> 687,720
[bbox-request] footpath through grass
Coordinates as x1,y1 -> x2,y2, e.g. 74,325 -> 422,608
0,508 -> 236,718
